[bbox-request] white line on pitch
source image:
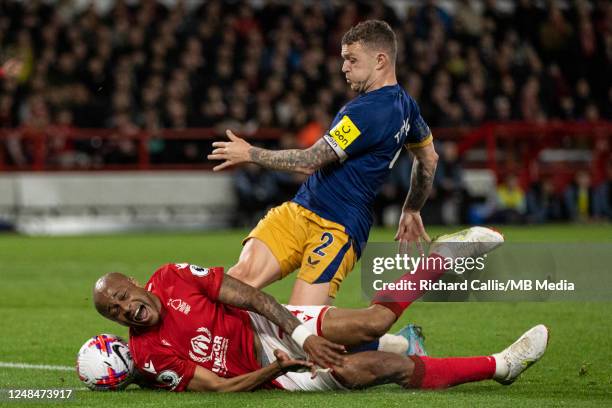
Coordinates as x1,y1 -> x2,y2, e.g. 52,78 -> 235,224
0,362 -> 73,371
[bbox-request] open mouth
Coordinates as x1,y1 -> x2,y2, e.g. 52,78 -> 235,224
133,304 -> 148,323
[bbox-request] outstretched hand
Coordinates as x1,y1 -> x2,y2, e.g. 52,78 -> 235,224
302,335 -> 346,370
395,210 -> 430,255
207,129 -> 252,171
274,349 -> 314,373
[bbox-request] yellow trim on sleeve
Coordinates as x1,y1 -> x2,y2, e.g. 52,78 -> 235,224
406,133 -> 433,148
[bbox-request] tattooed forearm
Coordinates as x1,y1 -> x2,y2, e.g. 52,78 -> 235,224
218,274 -> 301,335
249,138 -> 338,174
404,156 -> 437,212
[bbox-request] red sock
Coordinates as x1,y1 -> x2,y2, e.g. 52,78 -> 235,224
407,355 -> 496,389
371,254 -> 446,318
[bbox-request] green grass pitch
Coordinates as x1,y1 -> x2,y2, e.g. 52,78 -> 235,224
1,224 -> 611,407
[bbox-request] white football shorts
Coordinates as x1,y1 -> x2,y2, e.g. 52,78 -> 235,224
248,305 -> 346,391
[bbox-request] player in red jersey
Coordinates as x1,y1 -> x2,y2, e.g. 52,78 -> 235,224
93,262 -> 548,392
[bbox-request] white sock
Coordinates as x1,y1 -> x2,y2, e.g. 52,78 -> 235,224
378,334 -> 409,354
492,353 -> 509,379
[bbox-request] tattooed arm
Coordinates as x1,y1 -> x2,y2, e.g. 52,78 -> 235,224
218,273 -> 302,335
404,142 -> 438,212
208,130 -> 338,174
395,142 -> 438,245
217,274 -> 345,368
250,138 -> 337,175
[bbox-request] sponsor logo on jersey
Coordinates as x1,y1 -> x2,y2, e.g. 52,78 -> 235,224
307,256 -> 320,266
156,370 -> 182,390
393,117 -> 410,143
190,264 -> 209,277
325,135 -> 340,149
189,327 -> 212,362
329,115 -> 361,150
290,309 -> 314,323
400,117 -> 411,139
188,327 -> 229,375
167,298 -> 191,315
393,117 -> 411,144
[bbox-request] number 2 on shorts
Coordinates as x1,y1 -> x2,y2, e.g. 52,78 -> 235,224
313,232 -> 334,256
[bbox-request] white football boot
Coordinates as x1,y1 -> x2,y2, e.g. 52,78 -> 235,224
492,324 -> 549,385
429,226 -> 504,260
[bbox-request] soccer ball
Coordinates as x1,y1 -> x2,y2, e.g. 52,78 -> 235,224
76,334 -> 134,391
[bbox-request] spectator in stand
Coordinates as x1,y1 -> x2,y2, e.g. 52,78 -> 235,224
415,0 -> 452,39
0,57 -> 23,80
432,141 -> 469,225
232,163 -> 281,228
593,162 -> 612,220
142,108 -> 166,164
591,137 -> 611,186
0,56 -> 23,171
5,94 -> 50,167
46,108 -> 86,168
0,93 -> 13,124
454,0 -> 484,43
296,106 -> 330,149
489,174 -> 526,224
103,112 -> 139,165
564,170 -> 594,222
197,86 -> 227,127
526,176 -> 563,223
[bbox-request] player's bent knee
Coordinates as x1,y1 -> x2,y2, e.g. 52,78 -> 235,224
360,318 -> 393,341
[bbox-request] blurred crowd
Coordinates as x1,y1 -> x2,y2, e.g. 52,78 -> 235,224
0,0 -> 610,223
367,139 -> 612,228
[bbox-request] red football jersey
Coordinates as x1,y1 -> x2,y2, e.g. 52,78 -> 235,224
129,263 -> 264,391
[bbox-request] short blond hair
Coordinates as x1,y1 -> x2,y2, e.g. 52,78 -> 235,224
342,20 -> 397,62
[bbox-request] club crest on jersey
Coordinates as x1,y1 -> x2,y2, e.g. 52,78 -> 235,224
156,370 -> 182,390
167,298 -> 191,315
188,327 -> 229,375
190,264 -> 209,277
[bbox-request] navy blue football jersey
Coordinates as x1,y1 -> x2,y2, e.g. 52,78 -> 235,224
293,84 -> 432,256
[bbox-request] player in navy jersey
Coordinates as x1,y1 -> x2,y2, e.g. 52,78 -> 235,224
209,20 -> 438,306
